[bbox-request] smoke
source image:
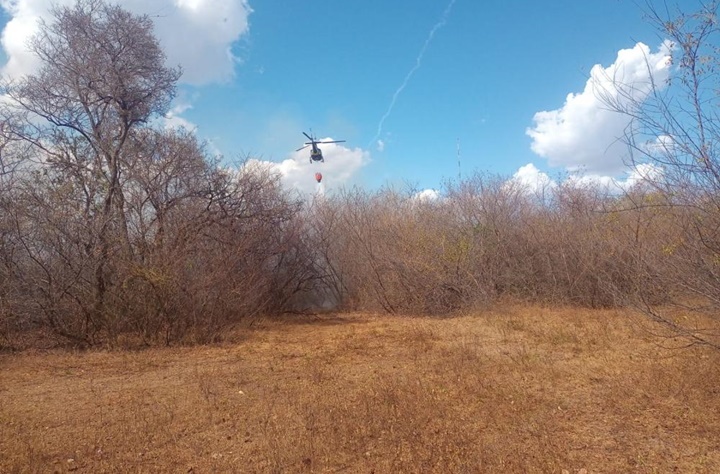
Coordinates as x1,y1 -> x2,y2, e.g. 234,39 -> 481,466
368,0 -> 457,149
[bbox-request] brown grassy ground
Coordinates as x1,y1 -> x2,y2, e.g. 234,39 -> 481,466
1,305 -> 719,473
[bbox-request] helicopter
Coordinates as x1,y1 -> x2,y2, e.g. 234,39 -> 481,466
296,131 -> 345,163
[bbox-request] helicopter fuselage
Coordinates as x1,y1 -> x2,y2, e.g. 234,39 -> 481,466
310,147 -> 324,163
298,132 -> 343,163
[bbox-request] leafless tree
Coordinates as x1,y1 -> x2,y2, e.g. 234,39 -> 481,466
0,1 -> 312,347
596,1 -> 720,347
0,0 -> 180,344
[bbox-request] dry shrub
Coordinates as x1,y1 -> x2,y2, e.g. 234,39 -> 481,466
507,183 -> 671,308
1,154 -> 703,347
308,187 -> 495,315
1,137 -> 310,348
306,174 -> 675,315
112,151 -> 309,346
0,0 -> 717,352
0,2 -> 318,348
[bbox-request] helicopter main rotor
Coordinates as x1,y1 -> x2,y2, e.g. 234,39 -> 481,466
298,130 -> 346,166
296,131 -> 346,151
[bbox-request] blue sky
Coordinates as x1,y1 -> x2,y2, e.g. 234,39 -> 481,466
0,0 -> 695,194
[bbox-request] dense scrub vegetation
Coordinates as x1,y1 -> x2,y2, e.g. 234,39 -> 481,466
0,0 -> 718,348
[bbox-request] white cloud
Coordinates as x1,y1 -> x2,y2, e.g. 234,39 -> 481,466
510,162 -> 663,196
565,163 -> 663,192
412,188 -> 440,201
511,163 -> 556,195
642,134 -> 675,158
527,41 -> 672,175
376,139 -> 385,152
0,0 -> 251,85
163,100 -> 196,131
246,140 -> 370,195
622,162 -> 663,189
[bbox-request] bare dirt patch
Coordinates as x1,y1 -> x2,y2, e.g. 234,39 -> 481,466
2,306 -> 719,473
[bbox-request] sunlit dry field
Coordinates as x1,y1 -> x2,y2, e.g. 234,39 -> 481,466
1,305 -> 719,473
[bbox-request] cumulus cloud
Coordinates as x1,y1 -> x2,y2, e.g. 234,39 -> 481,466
0,0 -> 251,85
412,188 -> 440,201
527,41 -> 672,175
511,162 -> 662,196
246,140 -> 370,195
511,163 -> 556,195
642,134 -> 675,158
625,163 -> 663,187
565,163 -> 663,192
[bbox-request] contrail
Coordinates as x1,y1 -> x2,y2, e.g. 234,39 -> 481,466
368,0 -> 457,149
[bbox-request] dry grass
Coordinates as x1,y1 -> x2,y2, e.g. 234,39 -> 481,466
1,305 -> 719,473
